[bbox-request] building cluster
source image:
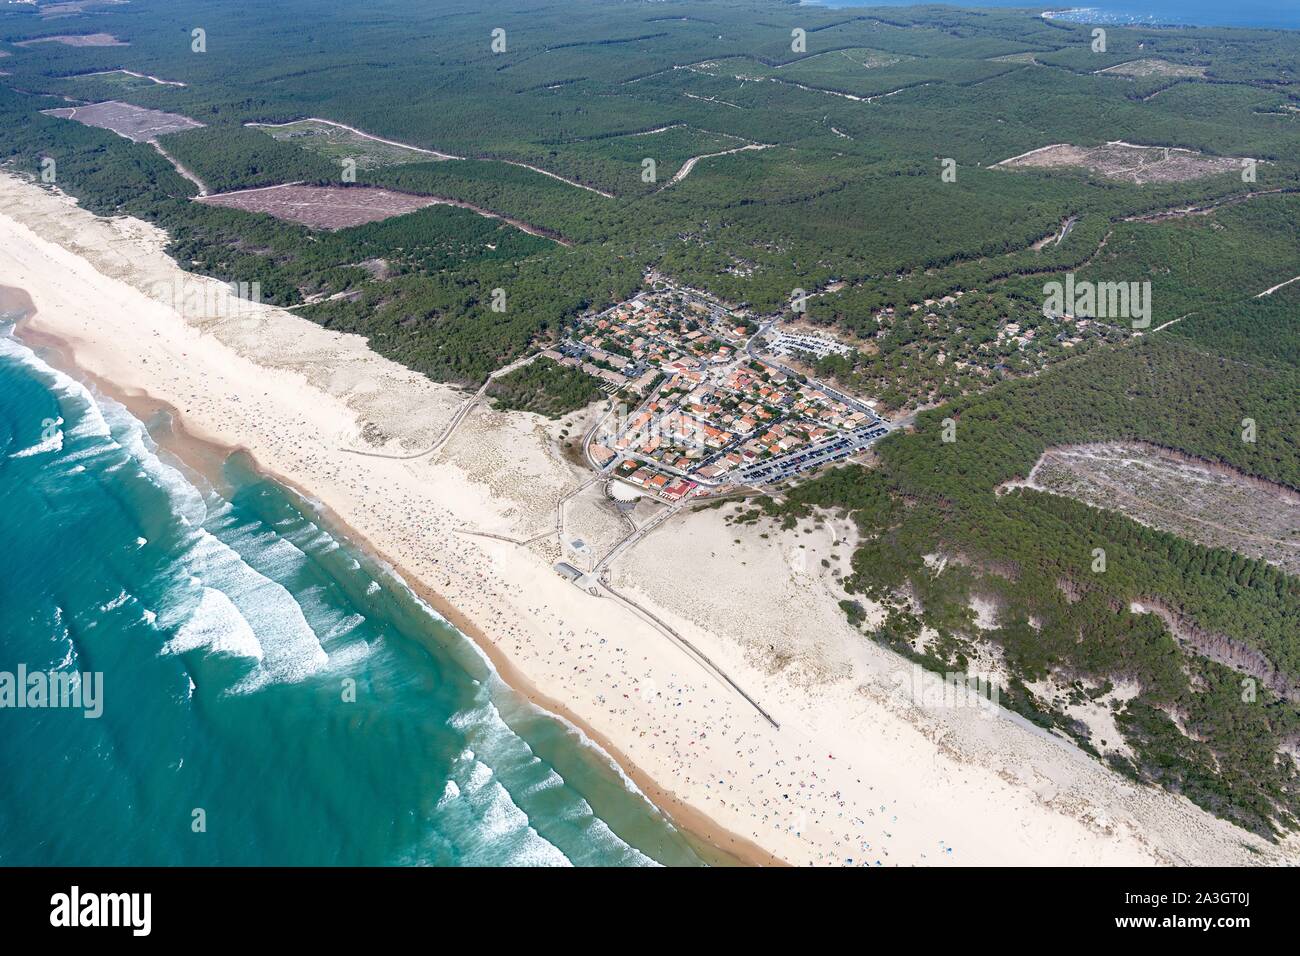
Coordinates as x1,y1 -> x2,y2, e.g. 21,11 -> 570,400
539,346 -> 657,392
570,288 -> 875,500
585,294 -> 738,368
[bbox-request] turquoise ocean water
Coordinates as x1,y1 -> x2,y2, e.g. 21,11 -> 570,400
0,315 -> 710,866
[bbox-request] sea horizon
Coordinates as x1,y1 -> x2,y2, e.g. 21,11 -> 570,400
799,1 -> 1300,31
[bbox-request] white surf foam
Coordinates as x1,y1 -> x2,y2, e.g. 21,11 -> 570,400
176,530 -> 329,693
52,638 -> 78,671
163,587 -> 264,661
457,756 -> 572,867
100,398 -> 208,527
101,590 -> 131,613
0,335 -> 111,441
436,780 -> 461,810
0,335 -> 212,539
9,416 -> 63,458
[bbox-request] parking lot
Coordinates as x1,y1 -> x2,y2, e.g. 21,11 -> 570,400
733,422 -> 890,484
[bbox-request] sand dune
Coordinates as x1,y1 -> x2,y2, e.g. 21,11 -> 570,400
1,171 -> 1291,866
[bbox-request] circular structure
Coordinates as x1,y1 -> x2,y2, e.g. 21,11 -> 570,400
608,479 -> 642,503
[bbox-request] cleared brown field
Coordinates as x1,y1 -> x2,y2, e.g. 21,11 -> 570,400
996,141 -> 1241,185
196,184 -> 445,230
42,100 -> 203,142
1097,58 -> 1206,79
1004,441 -> 1300,574
39,1 -> 130,18
990,51 -> 1041,64
16,32 -> 128,47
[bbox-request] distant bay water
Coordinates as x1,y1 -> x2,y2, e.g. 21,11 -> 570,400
801,1 -> 1300,31
0,311 -> 711,866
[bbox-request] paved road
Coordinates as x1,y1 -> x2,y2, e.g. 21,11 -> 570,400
745,322 -> 877,417
340,351 -> 540,461
593,498 -> 681,575
599,578 -> 779,728
574,301 -> 893,492
427,351 -> 539,457
582,401 -> 620,471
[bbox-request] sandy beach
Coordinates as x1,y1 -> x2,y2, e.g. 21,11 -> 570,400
1,170 -> 1293,866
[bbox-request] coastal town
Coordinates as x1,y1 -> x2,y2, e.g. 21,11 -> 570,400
542,278 -> 891,505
